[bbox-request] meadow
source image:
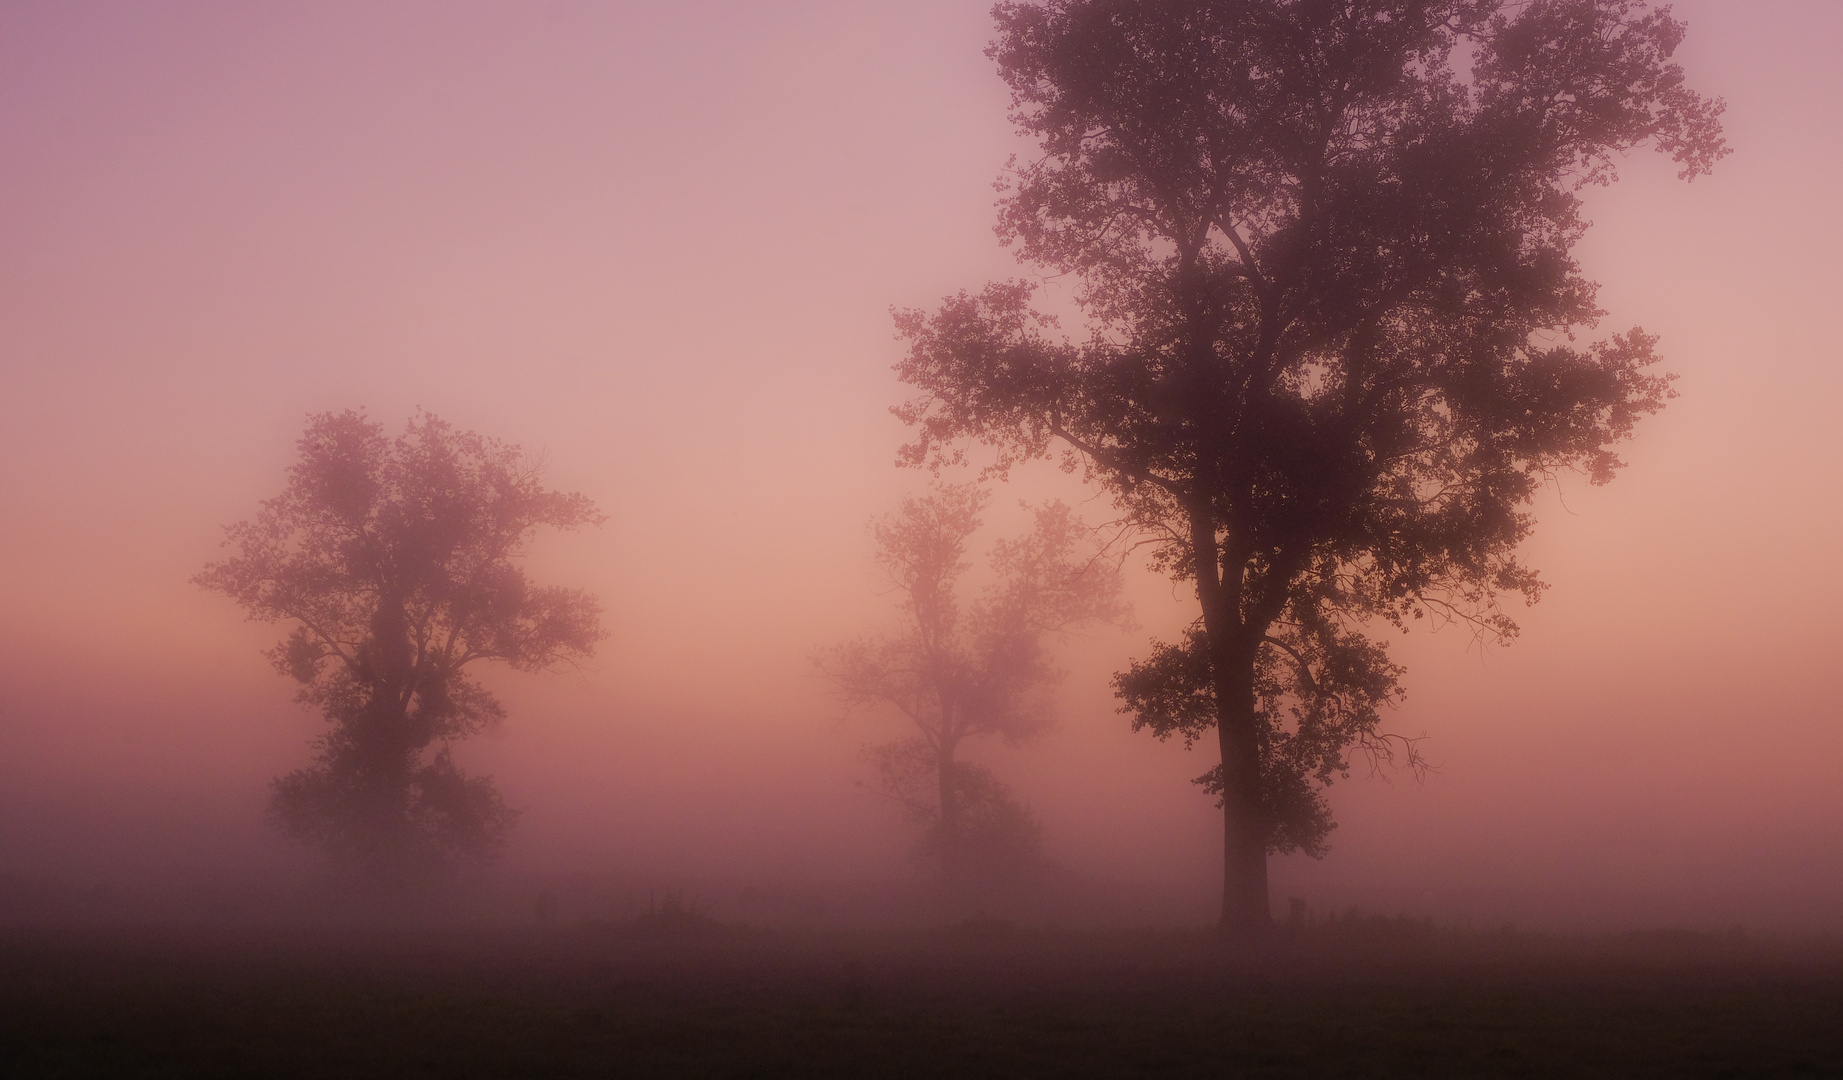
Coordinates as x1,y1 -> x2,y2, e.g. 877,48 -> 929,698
2,915 -> 1838,1078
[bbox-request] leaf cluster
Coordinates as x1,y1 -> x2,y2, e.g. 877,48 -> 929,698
863,738 -> 1047,872
197,410 -> 605,744
1114,615 -> 1409,857
269,747 -> 519,870
818,483 -> 1126,755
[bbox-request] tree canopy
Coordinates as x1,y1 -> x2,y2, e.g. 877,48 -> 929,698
197,411 -> 604,880
893,0 -> 1724,931
820,484 -> 1123,881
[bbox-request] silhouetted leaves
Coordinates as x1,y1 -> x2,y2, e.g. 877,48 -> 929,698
865,739 -> 1046,875
197,411 -> 604,882
894,0 -> 1721,926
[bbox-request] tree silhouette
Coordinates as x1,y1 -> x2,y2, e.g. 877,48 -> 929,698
197,411 -> 604,881
820,484 -> 1122,883
862,738 -> 1047,878
893,0 -> 1724,932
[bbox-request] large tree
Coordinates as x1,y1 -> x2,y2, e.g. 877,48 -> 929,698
197,411 -> 604,881
893,0 -> 1724,932
820,484 -> 1122,883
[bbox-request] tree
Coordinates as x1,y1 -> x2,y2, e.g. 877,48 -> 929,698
196,411 -> 604,881
862,738 -> 1047,877
892,0 -> 1724,932
819,484 -> 1123,882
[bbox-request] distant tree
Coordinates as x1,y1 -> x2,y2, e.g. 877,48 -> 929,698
893,0 -> 1724,932
863,738 -> 1046,875
196,411 -> 604,881
819,484 -> 1123,881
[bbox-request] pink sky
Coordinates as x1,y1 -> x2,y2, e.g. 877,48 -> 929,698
1,0 -> 1839,929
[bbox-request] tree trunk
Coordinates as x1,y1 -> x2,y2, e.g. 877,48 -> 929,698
1215,641 -> 1271,935
936,740 -> 960,879
1192,501 -> 1271,936
350,680 -> 420,880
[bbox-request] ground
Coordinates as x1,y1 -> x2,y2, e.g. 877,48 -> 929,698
2,920 -> 1839,1078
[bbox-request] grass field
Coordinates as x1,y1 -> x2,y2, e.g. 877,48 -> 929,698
2,919 -> 1839,1078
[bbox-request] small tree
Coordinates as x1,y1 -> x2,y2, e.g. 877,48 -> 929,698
893,0 -> 1724,931
863,739 -> 1046,876
197,411 -> 604,881
820,484 -> 1123,880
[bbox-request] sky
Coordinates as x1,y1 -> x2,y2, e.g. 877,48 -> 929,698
1,0 -> 1839,931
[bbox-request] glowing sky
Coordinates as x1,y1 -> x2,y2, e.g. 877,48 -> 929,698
1,0 -> 1839,929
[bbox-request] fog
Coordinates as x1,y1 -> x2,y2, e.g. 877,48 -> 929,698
2,0 -> 1840,935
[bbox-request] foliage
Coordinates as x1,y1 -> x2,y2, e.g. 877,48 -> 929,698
820,484 -> 1122,876
891,0 -> 1722,926
864,739 -> 1047,874
197,411 -> 604,879
1114,620 -> 1408,857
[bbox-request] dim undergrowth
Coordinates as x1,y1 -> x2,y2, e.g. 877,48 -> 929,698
0,921 -> 1838,1078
